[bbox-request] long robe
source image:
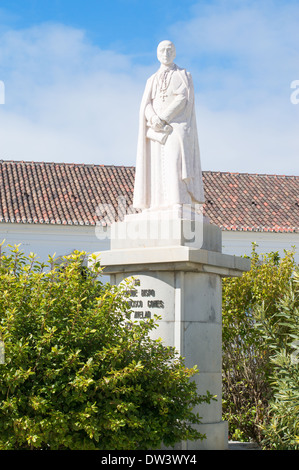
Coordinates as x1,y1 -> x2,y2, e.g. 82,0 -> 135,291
133,64 -> 205,210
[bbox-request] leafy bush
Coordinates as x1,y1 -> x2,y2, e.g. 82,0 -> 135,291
0,244 -> 212,450
222,245 -> 297,444
257,268 -> 299,450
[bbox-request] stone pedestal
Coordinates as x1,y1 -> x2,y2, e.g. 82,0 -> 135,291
90,214 -> 250,450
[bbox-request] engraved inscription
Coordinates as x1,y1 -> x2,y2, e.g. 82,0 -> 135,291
120,274 -> 175,342
126,277 -> 166,320
134,311 -> 151,319
148,300 -> 164,308
129,289 -> 138,297
141,289 -> 155,297
128,300 -> 143,308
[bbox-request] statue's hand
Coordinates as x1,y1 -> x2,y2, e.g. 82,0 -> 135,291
151,115 -> 164,131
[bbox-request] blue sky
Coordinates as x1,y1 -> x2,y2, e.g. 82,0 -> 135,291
0,0 -> 298,175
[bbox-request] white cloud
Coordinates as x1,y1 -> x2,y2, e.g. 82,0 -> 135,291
167,0 -> 299,174
0,23 -> 147,165
197,99 -> 299,175
0,4 -> 298,176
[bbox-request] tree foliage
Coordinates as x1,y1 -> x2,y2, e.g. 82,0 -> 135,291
222,244 -> 297,446
0,243 -> 212,450
256,268 -> 299,450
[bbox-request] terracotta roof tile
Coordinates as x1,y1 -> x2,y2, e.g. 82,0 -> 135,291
202,171 -> 299,232
0,160 -> 298,232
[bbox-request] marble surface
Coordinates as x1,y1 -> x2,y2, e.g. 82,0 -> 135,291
133,40 -> 204,212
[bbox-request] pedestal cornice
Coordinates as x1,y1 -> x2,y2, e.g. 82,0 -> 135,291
93,245 -> 250,277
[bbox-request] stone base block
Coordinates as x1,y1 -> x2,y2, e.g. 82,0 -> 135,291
162,421 -> 228,450
191,372 -> 223,423
111,218 -> 222,252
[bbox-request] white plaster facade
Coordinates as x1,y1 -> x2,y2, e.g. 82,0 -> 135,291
0,222 -> 298,268
222,230 -> 299,262
0,222 -> 109,262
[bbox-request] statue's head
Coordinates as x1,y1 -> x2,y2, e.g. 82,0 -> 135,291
157,40 -> 176,66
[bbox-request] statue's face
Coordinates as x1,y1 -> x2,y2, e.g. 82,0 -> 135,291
157,41 -> 176,66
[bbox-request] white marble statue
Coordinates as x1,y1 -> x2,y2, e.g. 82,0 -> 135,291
133,40 -> 205,213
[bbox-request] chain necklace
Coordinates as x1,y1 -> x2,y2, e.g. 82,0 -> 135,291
159,65 -> 175,102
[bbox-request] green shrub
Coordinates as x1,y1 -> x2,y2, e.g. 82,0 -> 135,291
222,245 -> 296,444
257,268 -> 299,450
0,243 -> 212,450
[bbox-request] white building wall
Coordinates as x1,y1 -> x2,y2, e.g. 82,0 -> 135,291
222,230 -> 299,263
1,223 -> 298,273
0,223 -> 109,261
0,223 -> 111,282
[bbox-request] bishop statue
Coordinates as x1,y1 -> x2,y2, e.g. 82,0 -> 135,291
133,40 -> 205,213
